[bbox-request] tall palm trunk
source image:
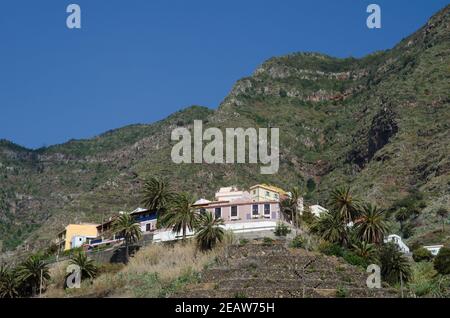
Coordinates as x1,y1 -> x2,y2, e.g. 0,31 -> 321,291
183,223 -> 187,240
125,238 -> 129,263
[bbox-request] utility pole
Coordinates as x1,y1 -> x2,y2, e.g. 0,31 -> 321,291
400,272 -> 404,298
39,268 -> 43,298
101,211 -> 104,240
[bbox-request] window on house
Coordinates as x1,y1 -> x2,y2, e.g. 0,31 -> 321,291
199,208 -> 206,216
215,208 -> 221,219
146,223 -> 151,232
253,190 -> 256,195
274,193 -> 279,199
231,206 -> 238,218
265,191 -> 270,197
252,204 -> 259,216
264,204 -> 271,215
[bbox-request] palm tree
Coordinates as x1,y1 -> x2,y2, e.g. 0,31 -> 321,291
69,252 -> 98,282
352,241 -> 377,262
329,186 -> 359,223
112,213 -> 142,263
141,177 -> 174,215
196,212 -> 225,251
379,242 -> 411,286
310,211 -> 349,246
17,255 -> 50,297
436,207 -> 448,233
0,266 -> 20,298
395,207 -> 409,230
355,204 -> 389,244
280,186 -> 302,231
161,193 -> 199,240
280,198 -> 294,223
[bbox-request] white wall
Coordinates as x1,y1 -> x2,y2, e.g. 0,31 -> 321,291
384,235 -> 410,254
152,220 -> 279,243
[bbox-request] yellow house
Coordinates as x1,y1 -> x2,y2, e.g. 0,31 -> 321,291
56,223 -> 99,251
249,184 -> 287,202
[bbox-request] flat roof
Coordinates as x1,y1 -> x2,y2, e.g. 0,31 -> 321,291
249,184 -> 287,195
202,200 -> 279,208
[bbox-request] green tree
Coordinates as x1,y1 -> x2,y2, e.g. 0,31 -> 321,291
17,255 -> 50,297
141,177 -> 174,215
311,211 -> 349,246
329,186 -> 359,223
282,186 -> 303,232
161,193 -> 199,240
436,207 -> 449,233
412,247 -> 433,262
379,243 -> 411,285
195,212 -> 225,251
352,241 -> 377,262
400,222 -> 415,239
434,246 -> 450,275
0,266 -> 20,298
69,252 -> 98,282
355,204 -> 389,244
306,178 -> 316,193
395,207 -> 409,230
112,213 -> 142,263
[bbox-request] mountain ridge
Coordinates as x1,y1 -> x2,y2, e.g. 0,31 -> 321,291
0,5 -> 449,256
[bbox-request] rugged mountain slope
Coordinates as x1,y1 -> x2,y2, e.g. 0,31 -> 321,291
0,5 -> 449,255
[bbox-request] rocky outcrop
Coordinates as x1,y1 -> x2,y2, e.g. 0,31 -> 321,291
347,105 -> 398,169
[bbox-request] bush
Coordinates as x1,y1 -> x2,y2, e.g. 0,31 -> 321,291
62,247 -> 83,257
434,246 -> 450,275
342,251 -> 368,268
290,235 -> 304,248
239,238 -> 249,246
262,237 -> 274,246
412,247 -> 433,262
318,241 -> 344,257
274,222 -> 291,237
335,286 -> 348,298
234,291 -> 247,298
301,211 -> 316,225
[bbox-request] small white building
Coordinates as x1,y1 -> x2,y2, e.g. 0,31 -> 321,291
423,245 -> 444,256
309,204 -> 328,217
71,235 -> 97,249
384,234 -> 410,254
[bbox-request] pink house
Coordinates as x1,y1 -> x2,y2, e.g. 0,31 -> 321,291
194,199 -> 281,223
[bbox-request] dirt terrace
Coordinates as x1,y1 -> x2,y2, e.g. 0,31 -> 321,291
174,240 -> 398,298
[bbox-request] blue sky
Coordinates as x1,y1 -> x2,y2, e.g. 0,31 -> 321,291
0,0 -> 448,149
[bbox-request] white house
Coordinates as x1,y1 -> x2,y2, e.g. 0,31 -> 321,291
384,234 -> 410,254
71,235 -> 97,249
423,245 -> 444,256
309,204 -> 328,217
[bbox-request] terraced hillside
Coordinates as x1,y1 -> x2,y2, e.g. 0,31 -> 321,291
174,241 -> 398,298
